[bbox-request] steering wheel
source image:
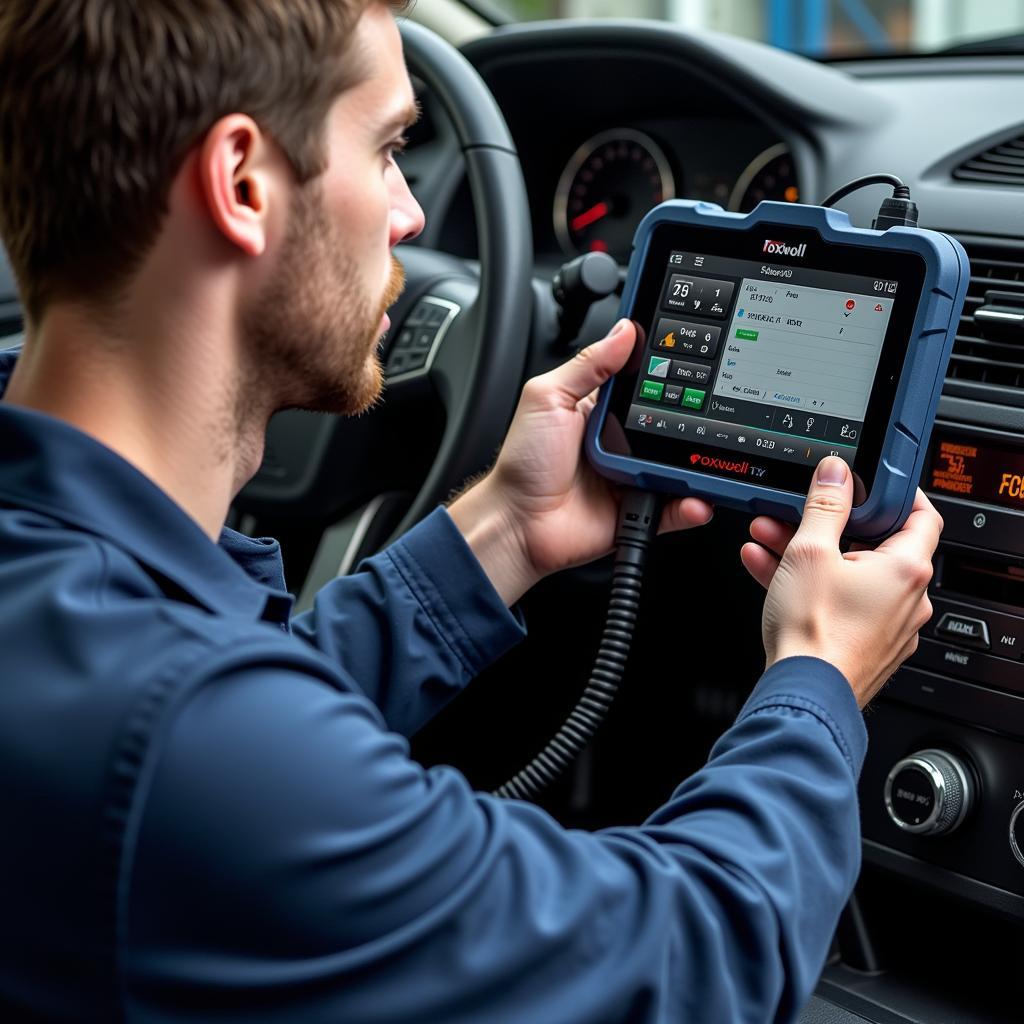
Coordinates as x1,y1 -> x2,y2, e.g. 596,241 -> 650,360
238,20 -> 532,588
386,19 -> 532,530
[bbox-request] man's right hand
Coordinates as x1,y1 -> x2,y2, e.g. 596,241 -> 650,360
740,456 -> 942,709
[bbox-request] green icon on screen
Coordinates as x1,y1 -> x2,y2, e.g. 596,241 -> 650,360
640,380 -> 665,401
647,356 -> 670,379
682,388 -> 705,410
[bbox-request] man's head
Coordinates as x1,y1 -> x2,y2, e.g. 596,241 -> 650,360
0,0 -> 424,415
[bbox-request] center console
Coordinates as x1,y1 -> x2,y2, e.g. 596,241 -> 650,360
860,417 -> 1024,918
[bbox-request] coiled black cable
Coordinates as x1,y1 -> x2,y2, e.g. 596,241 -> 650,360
494,489 -> 662,802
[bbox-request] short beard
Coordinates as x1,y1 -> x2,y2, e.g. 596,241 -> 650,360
241,181 -> 405,422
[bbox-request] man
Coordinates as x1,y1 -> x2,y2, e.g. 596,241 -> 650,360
0,2 -> 939,1021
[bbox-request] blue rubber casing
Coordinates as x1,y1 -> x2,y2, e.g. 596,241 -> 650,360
585,200 -> 969,541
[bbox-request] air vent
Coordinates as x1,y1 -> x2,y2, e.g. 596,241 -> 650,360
945,239 -> 1024,403
953,132 -> 1024,186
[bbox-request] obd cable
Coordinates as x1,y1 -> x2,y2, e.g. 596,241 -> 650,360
494,489 -> 661,802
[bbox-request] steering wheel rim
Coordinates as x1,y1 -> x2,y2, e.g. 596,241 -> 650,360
388,20 -> 533,536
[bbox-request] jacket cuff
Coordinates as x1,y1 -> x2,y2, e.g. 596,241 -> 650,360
738,656 -> 868,776
386,506 -> 527,678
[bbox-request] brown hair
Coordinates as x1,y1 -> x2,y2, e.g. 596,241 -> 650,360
0,0 -> 406,323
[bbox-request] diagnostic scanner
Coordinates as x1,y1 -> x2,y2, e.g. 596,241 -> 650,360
585,199 -> 969,541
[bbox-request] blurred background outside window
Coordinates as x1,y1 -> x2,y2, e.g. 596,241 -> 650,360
489,0 -> 1024,58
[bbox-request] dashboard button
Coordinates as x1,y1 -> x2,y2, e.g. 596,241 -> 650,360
1011,801 -> 1024,868
662,384 -> 683,406
884,749 -> 973,836
935,612 -> 991,650
994,628 -> 1023,659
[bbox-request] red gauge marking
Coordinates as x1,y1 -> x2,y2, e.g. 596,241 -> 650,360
589,240 -> 609,253
571,201 -> 609,233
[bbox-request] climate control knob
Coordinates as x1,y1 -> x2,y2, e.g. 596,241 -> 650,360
1011,801 -> 1024,868
884,749 -> 973,836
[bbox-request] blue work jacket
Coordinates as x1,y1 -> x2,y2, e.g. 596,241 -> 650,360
0,345 -> 867,1023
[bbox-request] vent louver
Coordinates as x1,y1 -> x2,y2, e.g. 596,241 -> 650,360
953,132 -> 1024,187
945,239 -> 1024,403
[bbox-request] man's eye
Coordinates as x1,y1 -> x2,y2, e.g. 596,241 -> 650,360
385,136 -> 409,162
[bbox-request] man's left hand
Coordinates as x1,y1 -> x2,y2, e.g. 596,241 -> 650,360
448,319 -> 714,606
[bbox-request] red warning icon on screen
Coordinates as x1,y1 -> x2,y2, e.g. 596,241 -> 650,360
845,299 -> 856,311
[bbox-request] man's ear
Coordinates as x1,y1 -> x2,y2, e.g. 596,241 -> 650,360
196,115 -> 276,257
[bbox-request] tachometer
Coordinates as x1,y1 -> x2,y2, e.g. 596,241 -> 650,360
729,143 -> 800,213
554,128 -> 675,261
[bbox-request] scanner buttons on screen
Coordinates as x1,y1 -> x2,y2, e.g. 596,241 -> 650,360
653,319 -> 721,359
639,379 -> 705,411
669,360 -> 711,385
662,276 -> 735,319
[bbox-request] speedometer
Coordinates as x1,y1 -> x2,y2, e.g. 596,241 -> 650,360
554,128 -> 675,262
729,143 -> 800,213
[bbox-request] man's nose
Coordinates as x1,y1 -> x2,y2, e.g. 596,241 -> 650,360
390,172 -> 425,247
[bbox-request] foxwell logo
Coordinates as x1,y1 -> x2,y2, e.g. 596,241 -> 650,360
690,451 -> 767,479
762,238 -> 807,258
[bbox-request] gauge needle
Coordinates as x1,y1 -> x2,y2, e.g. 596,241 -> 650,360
571,201 -> 610,232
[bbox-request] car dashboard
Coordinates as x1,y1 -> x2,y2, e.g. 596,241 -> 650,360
399,20 -> 1024,1024
425,55 -> 801,265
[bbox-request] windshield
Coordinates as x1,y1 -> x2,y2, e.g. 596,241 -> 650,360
490,1 -> 1024,59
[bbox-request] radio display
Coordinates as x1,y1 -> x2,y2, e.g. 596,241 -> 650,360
928,434 -> 1024,512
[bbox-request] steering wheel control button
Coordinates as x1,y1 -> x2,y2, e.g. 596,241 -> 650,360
1010,801 -> 1024,868
884,749 -> 973,836
423,305 -> 447,327
385,297 -> 461,382
661,275 -> 735,319
412,328 -> 435,350
935,612 -> 990,650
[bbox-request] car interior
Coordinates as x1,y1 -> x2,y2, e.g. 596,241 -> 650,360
3,1 -> 1024,1021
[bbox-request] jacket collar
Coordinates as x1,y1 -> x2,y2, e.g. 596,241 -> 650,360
0,345 -> 290,623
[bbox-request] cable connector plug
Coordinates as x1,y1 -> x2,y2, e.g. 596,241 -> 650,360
872,193 -> 919,230
819,173 -> 920,231
614,488 -> 663,571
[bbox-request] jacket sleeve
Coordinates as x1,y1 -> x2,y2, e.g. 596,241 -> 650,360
290,506 -> 526,735
124,653 -> 867,1024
